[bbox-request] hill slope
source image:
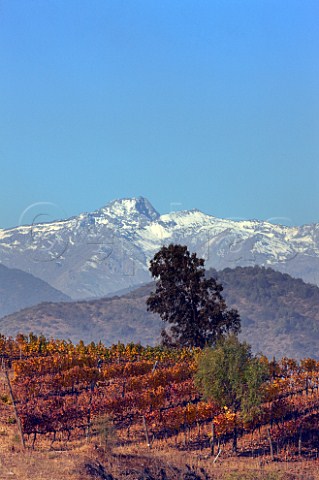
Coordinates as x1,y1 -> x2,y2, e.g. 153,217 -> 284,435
0,266 -> 318,358
0,263 -> 70,317
208,266 -> 319,358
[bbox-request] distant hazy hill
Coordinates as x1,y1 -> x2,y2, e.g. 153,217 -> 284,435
0,283 -> 160,346
0,266 -> 318,359
207,266 -> 319,359
0,263 -> 70,317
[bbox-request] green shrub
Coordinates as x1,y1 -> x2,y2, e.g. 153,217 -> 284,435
7,417 -> 16,425
0,394 -> 11,404
93,415 -> 117,452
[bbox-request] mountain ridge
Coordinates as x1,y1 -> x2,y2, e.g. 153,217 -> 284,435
1,197 -> 319,299
0,266 -> 318,359
0,263 -> 70,317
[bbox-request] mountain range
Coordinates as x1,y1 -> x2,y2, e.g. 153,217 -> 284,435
1,197 -> 319,300
0,264 -> 70,318
1,266 -> 318,359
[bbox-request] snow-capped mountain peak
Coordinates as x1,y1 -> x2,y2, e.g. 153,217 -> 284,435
1,197 -> 319,299
95,196 -> 160,222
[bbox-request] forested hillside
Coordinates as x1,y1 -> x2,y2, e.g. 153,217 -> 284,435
208,266 -> 319,357
1,266 -> 318,358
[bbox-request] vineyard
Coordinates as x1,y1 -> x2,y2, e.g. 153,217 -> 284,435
1,333 -> 319,463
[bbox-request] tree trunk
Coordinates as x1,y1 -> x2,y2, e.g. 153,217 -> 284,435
232,425 -> 238,453
211,421 -> 215,456
31,432 -> 36,450
232,413 -> 238,453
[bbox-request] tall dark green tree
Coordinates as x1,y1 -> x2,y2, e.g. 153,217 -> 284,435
146,244 -> 240,348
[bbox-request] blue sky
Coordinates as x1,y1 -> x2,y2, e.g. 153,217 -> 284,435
1,0 -> 318,228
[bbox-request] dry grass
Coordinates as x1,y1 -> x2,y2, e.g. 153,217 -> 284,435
0,449 -> 82,480
1,412 -> 319,479
1,435 -> 319,479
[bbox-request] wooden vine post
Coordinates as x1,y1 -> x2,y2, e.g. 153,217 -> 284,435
298,427 -> 303,456
142,415 -> 151,448
267,427 -> 274,461
4,368 -> 25,449
86,380 -> 96,442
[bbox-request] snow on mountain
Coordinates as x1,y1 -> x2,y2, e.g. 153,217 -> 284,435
1,196 -> 319,299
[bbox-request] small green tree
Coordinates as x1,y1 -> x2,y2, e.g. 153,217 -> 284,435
195,335 -> 269,452
93,415 -> 117,453
146,244 -> 240,348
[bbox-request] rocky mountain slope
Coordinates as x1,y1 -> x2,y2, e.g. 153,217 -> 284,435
0,263 -> 70,317
1,197 -> 319,299
1,266 -> 318,359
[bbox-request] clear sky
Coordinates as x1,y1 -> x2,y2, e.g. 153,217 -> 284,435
1,0 -> 318,229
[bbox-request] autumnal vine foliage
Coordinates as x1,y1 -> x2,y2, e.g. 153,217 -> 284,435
2,335 -> 205,445
2,333 -> 319,454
